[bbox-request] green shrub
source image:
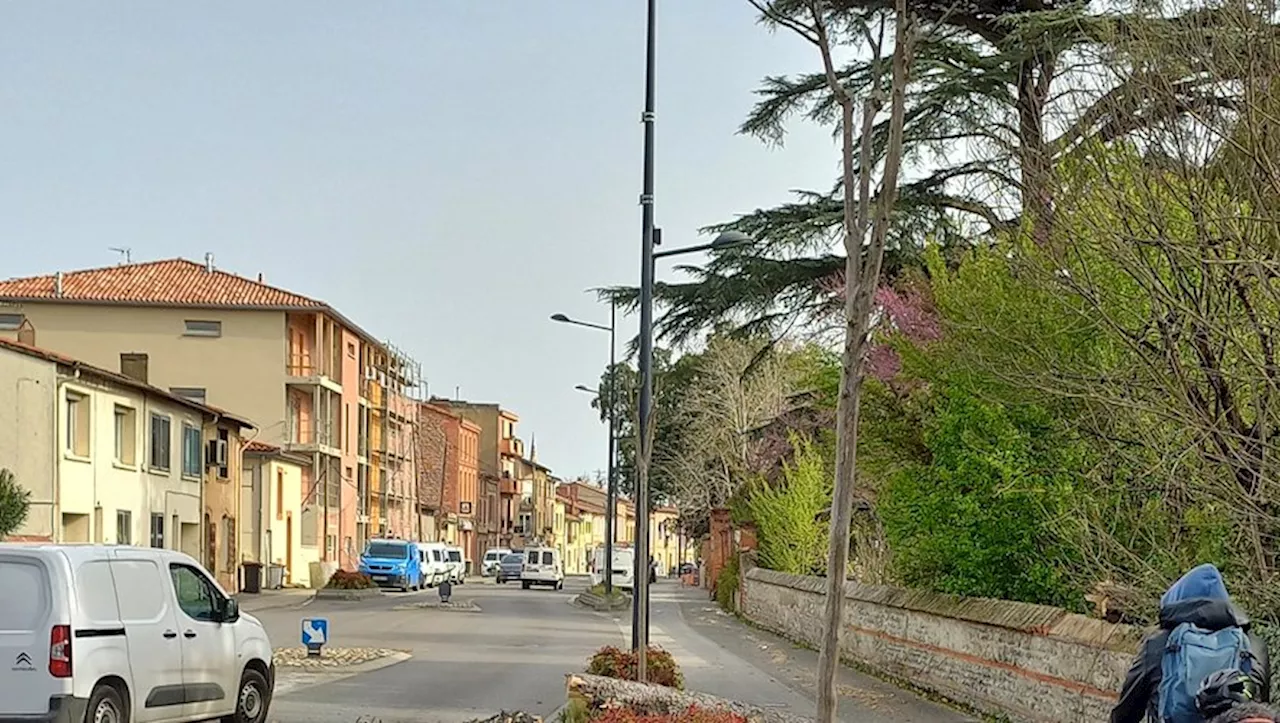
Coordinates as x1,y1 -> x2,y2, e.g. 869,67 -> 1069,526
746,435 -> 830,576
586,645 -> 683,689
714,554 -> 739,613
325,570 -> 376,590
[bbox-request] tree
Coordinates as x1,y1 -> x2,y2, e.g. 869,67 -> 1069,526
745,3 -> 916,723
0,468 -> 31,539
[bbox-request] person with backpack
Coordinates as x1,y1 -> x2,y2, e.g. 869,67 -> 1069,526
1111,563 -> 1271,723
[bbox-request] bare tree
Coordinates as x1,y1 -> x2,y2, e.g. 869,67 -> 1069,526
746,1 -> 915,720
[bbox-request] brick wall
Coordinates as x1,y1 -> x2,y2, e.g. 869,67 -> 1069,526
739,563 -> 1144,722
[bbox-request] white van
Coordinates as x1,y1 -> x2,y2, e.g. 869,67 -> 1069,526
416,542 -> 450,587
590,546 -> 636,591
0,544 -> 275,723
444,546 -> 467,584
520,546 -> 564,590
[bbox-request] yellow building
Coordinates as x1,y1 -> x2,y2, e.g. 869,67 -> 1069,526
241,441 -> 320,588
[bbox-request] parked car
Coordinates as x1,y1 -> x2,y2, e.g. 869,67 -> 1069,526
416,542 -> 450,587
481,547 -> 512,576
590,546 -> 635,591
358,538 -> 423,591
521,546 -> 565,590
496,553 -> 524,584
445,546 -> 466,584
0,543 -> 275,723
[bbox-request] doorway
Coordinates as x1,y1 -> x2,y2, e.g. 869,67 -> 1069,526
285,514 -> 294,585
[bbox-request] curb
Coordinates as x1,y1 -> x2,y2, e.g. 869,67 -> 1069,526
236,592 -> 317,613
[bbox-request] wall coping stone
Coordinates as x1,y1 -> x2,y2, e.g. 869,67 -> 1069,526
745,567 -> 1144,652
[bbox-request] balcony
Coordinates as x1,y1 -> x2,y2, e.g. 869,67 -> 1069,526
286,357 -> 342,394
500,437 -> 525,458
283,419 -> 340,457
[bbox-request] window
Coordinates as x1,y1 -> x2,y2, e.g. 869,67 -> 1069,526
116,510 -> 132,545
169,564 -> 219,621
149,514 -> 164,548
276,470 -> 285,520
526,549 -> 538,565
113,405 -> 136,465
169,387 -> 207,405
216,428 -> 230,479
65,391 -> 90,457
183,320 -> 221,337
181,424 -> 201,478
542,550 -> 554,566
112,560 -> 165,622
346,341 -> 356,357
149,414 -> 171,471
0,313 -> 24,330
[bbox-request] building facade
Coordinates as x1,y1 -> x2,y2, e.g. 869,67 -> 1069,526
0,339 -> 253,590
0,257 -> 422,569
428,399 -> 515,558
240,440 -> 319,588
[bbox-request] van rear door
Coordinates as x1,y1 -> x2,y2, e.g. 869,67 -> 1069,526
0,550 -> 60,716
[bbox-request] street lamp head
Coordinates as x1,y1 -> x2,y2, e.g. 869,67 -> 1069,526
550,313 -> 571,323
574,384 -> 599,394
711,230 -> 753,249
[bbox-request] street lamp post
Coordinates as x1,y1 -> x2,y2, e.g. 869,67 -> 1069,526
550,304 -> 619,596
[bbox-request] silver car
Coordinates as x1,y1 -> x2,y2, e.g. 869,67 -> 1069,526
496,553 -> 524,584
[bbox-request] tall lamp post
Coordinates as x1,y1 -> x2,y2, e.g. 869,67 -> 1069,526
633,228 -> 752,678
550,303 -> 618,596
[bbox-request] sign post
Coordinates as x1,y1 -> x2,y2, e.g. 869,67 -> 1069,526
301,618 -> 328,658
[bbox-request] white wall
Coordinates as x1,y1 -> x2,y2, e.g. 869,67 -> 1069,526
0,346 -> 57,540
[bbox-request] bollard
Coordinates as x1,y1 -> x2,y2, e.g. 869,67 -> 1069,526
438,580 -> 452,604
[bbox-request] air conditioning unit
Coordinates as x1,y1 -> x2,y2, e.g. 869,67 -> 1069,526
206,438 -> 228,467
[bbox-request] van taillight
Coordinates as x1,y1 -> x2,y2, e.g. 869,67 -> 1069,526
49,625 -> 71,678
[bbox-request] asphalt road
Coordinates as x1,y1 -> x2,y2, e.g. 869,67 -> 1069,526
252,577 -> 969,723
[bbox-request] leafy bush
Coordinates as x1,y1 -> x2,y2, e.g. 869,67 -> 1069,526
325,570 -> 375,590
0,468 -> 31,538
746,435 -> 830,575
587,645 -> 683,689
591,706 -> 747,723
714,554 -> 739,613
589,583 -> 626,600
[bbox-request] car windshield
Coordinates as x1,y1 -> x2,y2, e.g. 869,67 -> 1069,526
364,542 -> 408,559
484,552 -> 499,561
502,554 -> 522,563
448,551 -> 462,562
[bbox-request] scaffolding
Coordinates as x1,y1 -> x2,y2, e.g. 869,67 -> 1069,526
359,338 -> 423,550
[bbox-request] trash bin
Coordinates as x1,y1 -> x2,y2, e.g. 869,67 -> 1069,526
241,562 -> 263,594
267,564 -> 286,590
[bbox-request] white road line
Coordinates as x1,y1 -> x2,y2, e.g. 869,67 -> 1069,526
612,619 -> 709,668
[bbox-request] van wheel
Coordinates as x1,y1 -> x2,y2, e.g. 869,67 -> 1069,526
88,683 -> 127,723
226,668 -> 269,723
557,580 -> 564,590
522,581 -> 531,590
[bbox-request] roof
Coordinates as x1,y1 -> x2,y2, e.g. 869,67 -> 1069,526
0,258 -> 387,349
0,338 -> 254,430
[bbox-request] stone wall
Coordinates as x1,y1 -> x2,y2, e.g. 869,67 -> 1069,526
740,565 -> 1146,723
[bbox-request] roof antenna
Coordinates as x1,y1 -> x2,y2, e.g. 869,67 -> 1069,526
108,247 -> 131,265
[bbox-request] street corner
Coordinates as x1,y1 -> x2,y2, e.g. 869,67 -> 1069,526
273,646 -> 412,671
392,599 -> 483,612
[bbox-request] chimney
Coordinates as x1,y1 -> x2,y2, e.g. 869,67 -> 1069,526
120,353 -> 149,384
204,253 -> 214,273
55,271 -> 63,298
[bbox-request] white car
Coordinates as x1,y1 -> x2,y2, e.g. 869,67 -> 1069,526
480,548 -> 511,577
590,546 -> 635,591
0,544 -> 275,723
520,546 -> 564,590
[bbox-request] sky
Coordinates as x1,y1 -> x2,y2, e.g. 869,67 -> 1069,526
0,1 -> 839,479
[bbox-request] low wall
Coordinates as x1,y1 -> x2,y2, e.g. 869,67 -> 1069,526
740,566 -> 1145,723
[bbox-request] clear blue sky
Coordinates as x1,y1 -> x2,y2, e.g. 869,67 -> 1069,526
0,1 -> 837,478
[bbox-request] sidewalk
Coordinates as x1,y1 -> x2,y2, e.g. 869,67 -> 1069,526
234,587 -> 315,613
637,582 -> 973,723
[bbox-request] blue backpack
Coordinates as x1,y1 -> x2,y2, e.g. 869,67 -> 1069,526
1158,622 -> 1254,722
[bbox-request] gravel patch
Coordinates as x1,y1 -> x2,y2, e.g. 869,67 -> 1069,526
394,600 -> 483,612
272,646 -> 404,669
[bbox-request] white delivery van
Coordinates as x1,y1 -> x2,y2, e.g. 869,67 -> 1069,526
416,542 -> 450,587
590,545 -> 636,591
520,546 -> 564,590
0,544 -> 275,723
480,548 -> 511,577
444,546 -> 467,584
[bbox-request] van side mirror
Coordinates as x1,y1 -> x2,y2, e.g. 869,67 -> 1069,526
219,598 -> 240,623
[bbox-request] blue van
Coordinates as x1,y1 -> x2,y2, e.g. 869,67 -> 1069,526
358,538 -> 422,591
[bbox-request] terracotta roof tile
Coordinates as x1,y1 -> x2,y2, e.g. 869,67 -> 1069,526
244,440 -> 281,453
0,258 -> 324,308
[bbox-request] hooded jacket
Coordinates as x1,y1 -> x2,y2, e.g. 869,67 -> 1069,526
1111,564 -> 1271,723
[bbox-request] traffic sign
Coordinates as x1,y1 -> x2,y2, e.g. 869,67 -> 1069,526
302,618 -> 328,657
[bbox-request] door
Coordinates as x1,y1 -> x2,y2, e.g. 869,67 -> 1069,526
167,562 -> 238,720
0,552 -> 58,718
285,515 -> 294,585
108,551 -> 186,723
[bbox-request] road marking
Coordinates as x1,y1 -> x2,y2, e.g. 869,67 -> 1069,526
612,619 -> 708,668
